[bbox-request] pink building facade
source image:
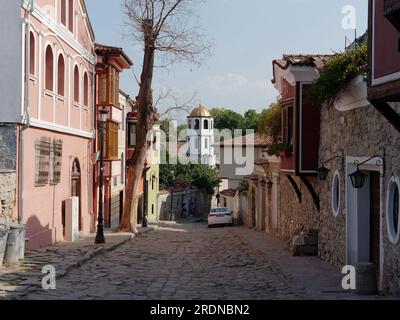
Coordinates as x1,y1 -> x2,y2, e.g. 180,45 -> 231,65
0,0 -> 96,249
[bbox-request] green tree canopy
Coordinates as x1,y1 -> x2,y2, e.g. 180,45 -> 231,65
160,154 -> 220,195
257,101 -> 282,144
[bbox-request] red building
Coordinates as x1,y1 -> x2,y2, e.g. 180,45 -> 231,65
93,44 -> 133,229
368,0 -> 400,132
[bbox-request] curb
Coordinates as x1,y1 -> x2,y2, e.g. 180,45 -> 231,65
11,229 -> 155,299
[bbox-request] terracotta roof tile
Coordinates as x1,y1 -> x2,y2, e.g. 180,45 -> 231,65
272,54 -> 333,84
220,189 -> 238,197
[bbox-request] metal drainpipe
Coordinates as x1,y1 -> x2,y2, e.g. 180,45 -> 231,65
18,1 -> 34,224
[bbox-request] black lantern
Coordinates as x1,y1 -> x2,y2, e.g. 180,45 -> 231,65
317,152 -> 345,182
266,180 -> 273,189
349,146 -> 386,189
349,169 -> 368,189
317,165 -> 330,181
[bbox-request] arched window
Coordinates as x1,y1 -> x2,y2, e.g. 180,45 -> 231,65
152,176 -> 155,190
29,32 -> 35,75
74,65 -> 80,103
188,120 -> 192,129
204,119 -> 209,130
83,72 -> 89,106
60,0 -> 67,26
68,0 -> 74,33
45,46 -> 54,91
57,54 -> 65,96
194,119 -> 200,130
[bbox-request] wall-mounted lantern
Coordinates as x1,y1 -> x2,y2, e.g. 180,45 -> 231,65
317,151 -> 345,181
349,146 -> 386,189
266,180 -> 274,189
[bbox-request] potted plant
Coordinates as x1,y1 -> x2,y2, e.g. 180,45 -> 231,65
267,143 -> 293,157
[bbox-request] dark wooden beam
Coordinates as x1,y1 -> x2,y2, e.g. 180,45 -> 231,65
370,99 -> 400,133
286,175 -> 302,203
299,175 -> 320,213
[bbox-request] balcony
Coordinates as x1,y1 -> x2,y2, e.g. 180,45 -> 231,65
384,0 -> 400,31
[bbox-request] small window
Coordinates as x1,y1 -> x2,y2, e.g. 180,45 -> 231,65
128,122 -> 137,148
45,46 -> 54,91
57,55 -> 65,96
68,0 -> 74,33
194,119 -> 200,130
204,119 -> 209,130
83,72 -> 89,106
204,138 -> 208,149
152,204 -> 154,215
29,32 -> 35,75
60,0 -> 67,26
152,176 -> 155,190
74,65 -> 79,103
188,120 -> 192,129
387,177 -> 400,244
332,171 -> 340,217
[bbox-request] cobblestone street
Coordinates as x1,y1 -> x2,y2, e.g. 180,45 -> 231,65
24,222 -> 304,300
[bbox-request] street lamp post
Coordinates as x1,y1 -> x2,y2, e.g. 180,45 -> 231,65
95,108 -> 108,245
170,170 -> 175,221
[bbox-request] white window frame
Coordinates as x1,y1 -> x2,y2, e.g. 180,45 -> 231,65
386,176 -> 400,244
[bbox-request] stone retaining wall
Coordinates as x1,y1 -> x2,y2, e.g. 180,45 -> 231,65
0,171 -> 17,224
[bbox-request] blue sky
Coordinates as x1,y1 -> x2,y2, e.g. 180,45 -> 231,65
86,0 -> 367,117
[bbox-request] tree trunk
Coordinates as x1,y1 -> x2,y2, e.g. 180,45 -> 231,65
119,30 -> 157,232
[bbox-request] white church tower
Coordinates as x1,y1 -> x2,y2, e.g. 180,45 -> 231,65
187,105 -> 216,167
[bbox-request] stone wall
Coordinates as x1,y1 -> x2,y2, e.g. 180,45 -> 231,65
0,170 -> 17,224
278,174 -> 320,243
158,189 -> 212,221
319,100 -> 400,293
0,124 -> 17,170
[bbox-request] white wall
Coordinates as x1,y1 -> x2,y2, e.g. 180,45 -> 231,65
0,1 -> 22,123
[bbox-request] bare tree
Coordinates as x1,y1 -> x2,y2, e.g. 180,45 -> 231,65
120,0 -> 210,232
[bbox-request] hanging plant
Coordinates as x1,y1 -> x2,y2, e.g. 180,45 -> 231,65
267,143 -> 293,157
308,44 -> 368,107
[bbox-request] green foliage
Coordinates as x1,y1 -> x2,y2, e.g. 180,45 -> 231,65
210,108 -> 244,132
210,108 -> 261,132
267,143 -> 292,157
159,155 -> 219,195
308,44 -> 368,107
242,109 -> 260,131
257,101 -> 282,143
238,180 -> 249,196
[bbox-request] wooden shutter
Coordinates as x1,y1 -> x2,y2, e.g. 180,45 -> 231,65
35,137 -> 51,187
105,121 -> 119,160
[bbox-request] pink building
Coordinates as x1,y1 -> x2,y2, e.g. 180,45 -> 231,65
0,1 -> 96,249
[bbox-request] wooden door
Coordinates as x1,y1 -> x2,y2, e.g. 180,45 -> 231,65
71,159 -> 82,231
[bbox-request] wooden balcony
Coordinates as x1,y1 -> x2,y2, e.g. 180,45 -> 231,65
384,0 -> 400,31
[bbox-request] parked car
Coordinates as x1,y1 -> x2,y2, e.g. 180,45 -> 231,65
208,207 -> 233,228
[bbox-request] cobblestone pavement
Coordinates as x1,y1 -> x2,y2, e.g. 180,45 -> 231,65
0,232 -> 136,299
24,222 -> 303,300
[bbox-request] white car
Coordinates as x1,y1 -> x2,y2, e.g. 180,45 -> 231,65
208,207 -> 233,228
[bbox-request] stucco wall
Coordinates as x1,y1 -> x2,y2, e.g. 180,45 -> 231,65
22,127 -> 93,249
0,1 -> 22,123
